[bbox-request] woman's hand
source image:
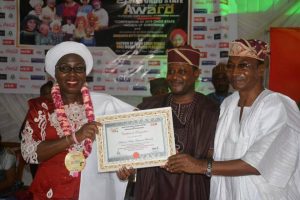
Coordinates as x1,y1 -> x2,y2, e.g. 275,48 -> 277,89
75,121 -> 101,143
117,166 -> 136,181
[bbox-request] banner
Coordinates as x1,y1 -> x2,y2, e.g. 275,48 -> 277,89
18,0 -> 188,55
190,0 -> 237,94
0,0 -> 236,96
269,28 -> 300,102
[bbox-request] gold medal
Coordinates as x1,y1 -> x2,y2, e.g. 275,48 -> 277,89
65,151 -> 86,175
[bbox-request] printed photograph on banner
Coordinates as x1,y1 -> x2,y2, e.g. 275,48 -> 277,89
18,0 -> 189,55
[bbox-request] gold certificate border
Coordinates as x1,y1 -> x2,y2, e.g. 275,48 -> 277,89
96,107 -> 176,172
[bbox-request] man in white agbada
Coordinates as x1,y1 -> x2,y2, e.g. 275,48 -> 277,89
79,93 -> 133,200
21,41 -> 133,199
166,38 -> 300,200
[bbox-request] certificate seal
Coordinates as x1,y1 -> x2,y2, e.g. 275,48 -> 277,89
133,152 -> 140,159
65,151 -> 86,174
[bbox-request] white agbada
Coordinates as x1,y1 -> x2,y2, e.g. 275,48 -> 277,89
211,89 -> 300,200
79,92 -> 135,200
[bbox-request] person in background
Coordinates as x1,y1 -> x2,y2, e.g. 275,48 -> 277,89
49,19 -> 64,45
118,45 -> 219,200
40,81 -> 53,98
92,0 -> 108,29
81,27 -> 96,47
41,0 -> 56,24
56,0 -> 80,24
20,15 -> 41,45
207,63 -> 231,105
73,16 -> 87,42
169,28 -> 187,48
77,0 -> 93,17
140,78 -> 169,105
35,23 -> 52,45
92,0 -> 110,46
167,39 -> 300,200
86,12 -> 100,33
62,17 -> 76,41
0,134 -> 17,199
149,78 -> 169,96
28,0 -> 44,19
21,41 -> 134,199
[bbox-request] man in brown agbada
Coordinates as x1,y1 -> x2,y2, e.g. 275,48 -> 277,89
134,46 -> 219,200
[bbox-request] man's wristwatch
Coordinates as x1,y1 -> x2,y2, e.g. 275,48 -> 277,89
205,159 -> 213,177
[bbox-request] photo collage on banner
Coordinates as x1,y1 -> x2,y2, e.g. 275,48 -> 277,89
0,0 -> 237,95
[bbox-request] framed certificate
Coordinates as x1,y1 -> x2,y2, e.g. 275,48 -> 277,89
96,107 -> 176,172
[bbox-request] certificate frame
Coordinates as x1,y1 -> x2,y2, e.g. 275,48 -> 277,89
96,107 -> 176,172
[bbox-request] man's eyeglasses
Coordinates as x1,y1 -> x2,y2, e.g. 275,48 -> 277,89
225,63 -> 253,72
56,65 -> 86,73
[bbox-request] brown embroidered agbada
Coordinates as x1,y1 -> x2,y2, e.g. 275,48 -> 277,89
134,93 -> 219,200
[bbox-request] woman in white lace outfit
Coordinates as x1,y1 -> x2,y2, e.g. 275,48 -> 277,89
20,41 -> 134,199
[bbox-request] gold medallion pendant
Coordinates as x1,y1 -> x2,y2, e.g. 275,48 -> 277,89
65,151 -> 86,177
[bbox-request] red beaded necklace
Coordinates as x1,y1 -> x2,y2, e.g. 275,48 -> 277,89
51,83 -> 95,157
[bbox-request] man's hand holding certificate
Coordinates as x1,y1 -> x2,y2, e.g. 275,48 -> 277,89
96,107 -> 176,172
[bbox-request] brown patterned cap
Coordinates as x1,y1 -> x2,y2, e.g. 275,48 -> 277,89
167,45 -> 201,68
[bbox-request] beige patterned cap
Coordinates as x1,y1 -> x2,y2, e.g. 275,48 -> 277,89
229,39 -> 270,61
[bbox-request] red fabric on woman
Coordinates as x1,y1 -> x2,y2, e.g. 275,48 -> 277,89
22,97 -> 83,199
